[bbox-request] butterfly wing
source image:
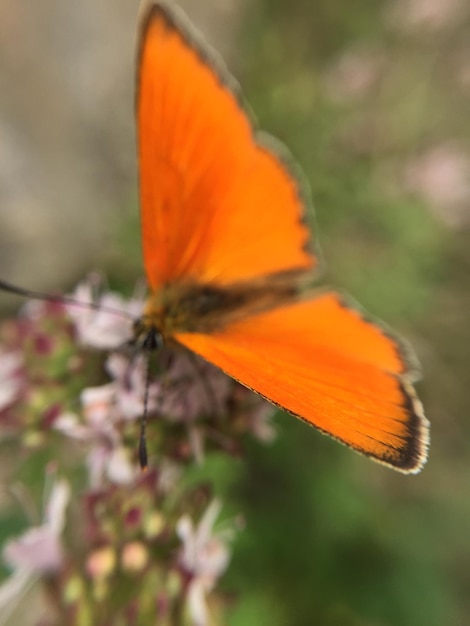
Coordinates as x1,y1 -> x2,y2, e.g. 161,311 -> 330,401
137,2 -> 315,291
174,292 -> 429,472
136,3 -> 429,472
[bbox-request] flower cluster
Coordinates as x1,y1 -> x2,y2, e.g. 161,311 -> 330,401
0,275 -> 275,625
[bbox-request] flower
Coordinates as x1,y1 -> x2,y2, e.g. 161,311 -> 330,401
0,475 -> 70,619
247,401 -> 276,443
176,500 -> 231,626
108,347 -> 234,464
157,351 -> 231,422
0,272 -> 280,623
0,350 -> 23,412
54,382 -> 137,488
106,353 -> 159,421
66,274 -> 143,349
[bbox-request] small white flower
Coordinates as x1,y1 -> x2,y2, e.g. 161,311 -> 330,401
249,402 -> 277,443
81,384 -> 119,432
0,351 -> 23,412
66,275 -> 143,349
54,385 -> 118,445
107,446 -> 136,485
158,459 -> 182,494
106,353 -> 159,421
177,500 -> 231,626
54,383 -> 137,488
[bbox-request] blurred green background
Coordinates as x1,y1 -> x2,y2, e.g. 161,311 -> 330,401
1,0 -> 469,624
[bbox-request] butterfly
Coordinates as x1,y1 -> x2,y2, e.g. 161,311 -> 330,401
131,0 -> 430,473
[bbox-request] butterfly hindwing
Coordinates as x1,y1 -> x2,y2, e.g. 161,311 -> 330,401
175,292 -> 429,473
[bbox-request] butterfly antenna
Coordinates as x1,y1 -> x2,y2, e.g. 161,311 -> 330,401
138,352 -> 153,471
0,278 -> 135,320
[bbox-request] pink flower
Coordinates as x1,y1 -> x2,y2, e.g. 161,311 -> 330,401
152,351 -> 233,462
0,350 -> 23,412
3,479 -> 69,572
177,500 -> 231,626
157,352 -> 231,423
66,274 -> 143,349
107,348 -> 233,464
0,476 -> 70,618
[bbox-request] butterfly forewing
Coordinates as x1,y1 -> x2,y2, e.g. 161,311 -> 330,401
137,2 -> 315,292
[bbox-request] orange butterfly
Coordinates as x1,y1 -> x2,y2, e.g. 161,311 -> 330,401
134,0 -> 429,473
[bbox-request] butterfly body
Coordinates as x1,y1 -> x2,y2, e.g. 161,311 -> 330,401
141,274 -> 305,338
135,1 -> 429,473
